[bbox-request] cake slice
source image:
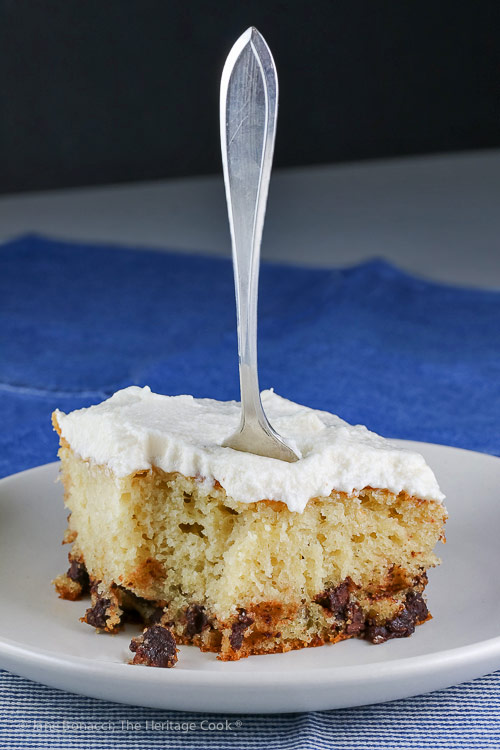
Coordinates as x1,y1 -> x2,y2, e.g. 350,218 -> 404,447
52,386 -> 446,661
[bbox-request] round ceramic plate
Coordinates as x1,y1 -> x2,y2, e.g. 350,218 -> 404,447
0,441 -> 499,713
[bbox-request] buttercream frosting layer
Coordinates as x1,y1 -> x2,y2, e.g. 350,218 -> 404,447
54,386 -> 444,512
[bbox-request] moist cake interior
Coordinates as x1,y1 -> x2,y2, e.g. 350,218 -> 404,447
54,438 -> 446,661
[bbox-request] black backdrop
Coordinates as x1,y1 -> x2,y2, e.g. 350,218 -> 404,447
1,0 -> 498,194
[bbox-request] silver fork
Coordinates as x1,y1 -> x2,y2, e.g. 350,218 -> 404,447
220,27 -> 299,462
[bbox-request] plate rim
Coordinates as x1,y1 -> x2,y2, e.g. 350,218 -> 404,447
2,629 -> 500,687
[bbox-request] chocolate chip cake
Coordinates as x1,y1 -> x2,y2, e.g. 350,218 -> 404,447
52,386 -> 447,662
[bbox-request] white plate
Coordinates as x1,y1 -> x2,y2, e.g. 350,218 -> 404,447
0,441 -> 499,713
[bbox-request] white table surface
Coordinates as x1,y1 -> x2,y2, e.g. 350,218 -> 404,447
0,149 -> 498,289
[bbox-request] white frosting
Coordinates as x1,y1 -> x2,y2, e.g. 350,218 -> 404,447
54,386 -> 444,512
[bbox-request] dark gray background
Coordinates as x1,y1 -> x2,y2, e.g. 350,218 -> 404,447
1,0 -> 498,194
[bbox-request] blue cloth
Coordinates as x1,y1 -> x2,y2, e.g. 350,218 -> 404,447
1,234 -> 500,748
1,234 -> 499,478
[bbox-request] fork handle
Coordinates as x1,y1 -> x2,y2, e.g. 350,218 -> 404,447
220,27 -> 278,428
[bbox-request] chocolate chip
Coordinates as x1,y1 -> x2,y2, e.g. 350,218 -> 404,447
386,607 -> 415,636
406,591 -> 429,623
345,602 -> 365,635
364,622 -> 389,644
130,625 -> 178,668
229,611 -> 254,651
364,592 -> 428,644
85,597 -> 111,629
185,604 -> 208,637
67,560 -> 90,593
315,579 -> 352,615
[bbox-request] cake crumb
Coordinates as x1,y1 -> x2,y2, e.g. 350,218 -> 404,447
129,625 -> 178,668
82,581 -> 123,632
53,558 -> 90,600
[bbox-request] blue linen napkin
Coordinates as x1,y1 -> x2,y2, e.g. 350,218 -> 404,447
1,234 -> 500,749
1,234 -> 499,478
